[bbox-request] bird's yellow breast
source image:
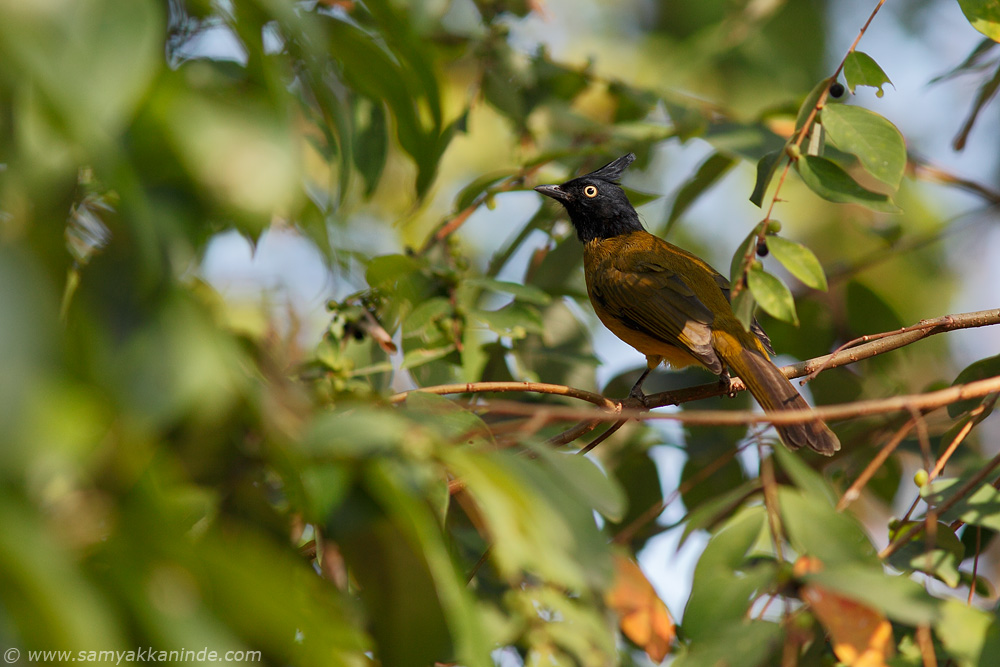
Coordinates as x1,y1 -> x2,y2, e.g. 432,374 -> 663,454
587,292 -> 703,369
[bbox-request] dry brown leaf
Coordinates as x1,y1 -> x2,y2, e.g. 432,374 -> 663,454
605,553 -> 675,663
794,556 -> 894,667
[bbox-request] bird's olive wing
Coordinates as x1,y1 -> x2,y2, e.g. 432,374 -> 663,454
589,261 -> 725,375
712,273 -> 775,355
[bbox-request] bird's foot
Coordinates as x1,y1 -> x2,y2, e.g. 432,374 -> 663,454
624,365 -> 654,410
626,385 -> 651,410
719,371 -> 737,398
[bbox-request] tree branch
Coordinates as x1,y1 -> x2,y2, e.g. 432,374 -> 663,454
478,373 -> 1000,429
390,309 -> 1000,439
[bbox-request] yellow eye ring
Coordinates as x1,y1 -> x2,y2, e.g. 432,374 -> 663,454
583,185 -> 598,198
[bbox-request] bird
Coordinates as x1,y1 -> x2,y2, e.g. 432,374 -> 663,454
534,153 -> 840,455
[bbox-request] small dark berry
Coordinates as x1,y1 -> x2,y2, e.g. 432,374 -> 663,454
829,82 -> 845,99
756,239 -> 769,257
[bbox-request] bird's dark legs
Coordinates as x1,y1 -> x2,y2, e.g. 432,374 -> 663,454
629,356 -> 662,407
628,366 -> 653,404
719,369 -> 737,398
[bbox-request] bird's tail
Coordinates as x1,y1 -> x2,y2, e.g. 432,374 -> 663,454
725,345 -> 841,456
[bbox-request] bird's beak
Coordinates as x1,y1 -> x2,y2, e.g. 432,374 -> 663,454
534,184 -> 570,203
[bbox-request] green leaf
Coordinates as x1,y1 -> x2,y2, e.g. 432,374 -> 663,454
960,524 -> 997,560
609,81 -> 658,122
664,152 -> 736,234
673,619 -> 783,667
470,302 -> 543,337
948,354 -> 1000,417
747,265 -> 798,325
795,155 -> 900,213
455,171 -> 517,212
607,447 -> 665,549
749,149 -> 784,208
924,477 -> 1000,531
482,50 -> 527,126
885,521 -> 964,587
729,228 -> 759,287
795,78 -> 832,133
0,494 -> 123,651
353,101 -> 389,196
363,0 -> 444,126
679,479 -> 761,547
680,448 -> 747,521
442,448 -> 603,591
518,587 -> 616,664
404,391 -> 481,433
730,288 -> 757,333
531,52 -> 590,103
778,487 -> 880,566
404,298 -> 452,336
361,462 -> 493,667
301,464 -> 353,521
805,564 -> 941,625
303,408 -> 411,457
684,506 -> 773,642
958,0 -> 1000,41
401,344 -> 457,370
935,599 -> 1000,667
366,253 -> 424,290
822,104 -> 906,189
770,444 -> 837,505
321,15 -> 439,197
0,0 -> 161,146
765,235 -> 828,291
930,38 -> 998,84
465,277 -> 552,306
845,280 -> 904,335
843,51 -> 894,97
526,445 -> 628,522
461,327 -> 489,383
621,186 -> 661,208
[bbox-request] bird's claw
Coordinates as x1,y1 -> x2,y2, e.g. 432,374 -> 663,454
719,371 -> 737,398
626,386 -> 651,410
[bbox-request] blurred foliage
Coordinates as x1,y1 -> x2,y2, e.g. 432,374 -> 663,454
1,0 -> 999,666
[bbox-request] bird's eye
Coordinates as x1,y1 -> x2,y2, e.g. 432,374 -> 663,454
583,185 -> 598,198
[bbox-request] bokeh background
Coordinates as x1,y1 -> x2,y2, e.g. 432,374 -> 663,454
201,0 -> 1000,614
2,0 -> 1000,665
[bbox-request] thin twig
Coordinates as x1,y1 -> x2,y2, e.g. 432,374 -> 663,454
578,419 -> 628,455
611,443 -> 748,546
969,526 -> 982,605
929,395 -> 998,481
418,165 -> 545,255
547,418 -> 604,446
731,0 -> 889,300
916,624 -> 938,667
836,416 -> 918,511
391,380 -> 619,410
912,159 -> 1000,205
911,405 -> 933,474
802,316 -> 956,383
759,443 -> 785,559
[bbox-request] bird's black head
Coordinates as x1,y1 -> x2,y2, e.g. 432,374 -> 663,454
534,153 -> 644,243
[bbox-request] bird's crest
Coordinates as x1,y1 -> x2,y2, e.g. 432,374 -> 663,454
587,153 -> 636,183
